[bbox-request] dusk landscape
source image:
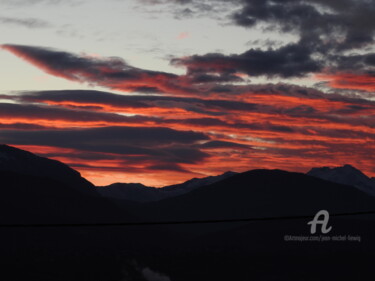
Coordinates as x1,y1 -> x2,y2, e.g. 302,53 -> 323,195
0,0 -> 375,280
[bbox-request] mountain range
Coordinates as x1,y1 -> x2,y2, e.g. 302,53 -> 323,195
1,144 -> 375,224
98,162 -> 375,203
97,171 -> 237,202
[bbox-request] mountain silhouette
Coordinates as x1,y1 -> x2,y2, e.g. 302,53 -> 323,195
0,145 -> 127,224
0,144 -> 95,194
134,169 -> 375,222
97,171 -> 237,202
2,145 -> 375,224
162,171 -> 237,192
97,182 -> 161,202
307,164 -> 375,196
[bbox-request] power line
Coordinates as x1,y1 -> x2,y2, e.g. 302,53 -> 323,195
1,210 -> 375,228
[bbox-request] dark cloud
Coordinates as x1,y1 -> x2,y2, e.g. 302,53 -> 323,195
146,163 -> 190,173
16,84 -> 365,112
0,44 -> 248,96
172,43 -> 321,78
327,53 -> 375,72
232,0 -> 375,51
3,41 -> 375,92
0,102 -> 158,124
198,140 -> 251,149
3,44 -> 252,96
0,126 -> 210,165
167,0 -> 375,79
187,73 -> 244,83
0,123 -> 47,130
11,89 -> 260,114
0,126 -> 208,147
0,44 -> 196,95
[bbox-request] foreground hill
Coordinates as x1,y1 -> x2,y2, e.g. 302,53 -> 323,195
0,144 -> 95,195
0,145 -> 129,224
135,169 -> 375,222
0,170 -> 131,224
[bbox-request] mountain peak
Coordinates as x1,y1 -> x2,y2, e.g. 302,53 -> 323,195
307,164 -> 375,195
308,164 -> 366,177
341,164 -> 362,171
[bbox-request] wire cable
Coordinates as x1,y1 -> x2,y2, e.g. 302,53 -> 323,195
1,210 -> 375,227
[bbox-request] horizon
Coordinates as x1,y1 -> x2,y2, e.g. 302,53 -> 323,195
1,143 -> 372,188
0,0 -> 374,186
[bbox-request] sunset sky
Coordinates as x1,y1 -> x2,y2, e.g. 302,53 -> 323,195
0,0 -> 374,187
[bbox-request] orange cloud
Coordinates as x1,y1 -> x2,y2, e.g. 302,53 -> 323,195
317,73 -> 375,92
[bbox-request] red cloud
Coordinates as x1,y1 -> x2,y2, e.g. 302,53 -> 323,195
317,73 -> 375,92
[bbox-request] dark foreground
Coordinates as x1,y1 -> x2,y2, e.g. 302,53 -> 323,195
1,215 -> 374,281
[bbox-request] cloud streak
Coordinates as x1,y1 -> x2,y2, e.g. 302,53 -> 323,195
0,44 -> 198,95
1,85 -> 374,185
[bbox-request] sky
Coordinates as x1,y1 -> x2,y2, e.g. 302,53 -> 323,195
0,0 -> 374,187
